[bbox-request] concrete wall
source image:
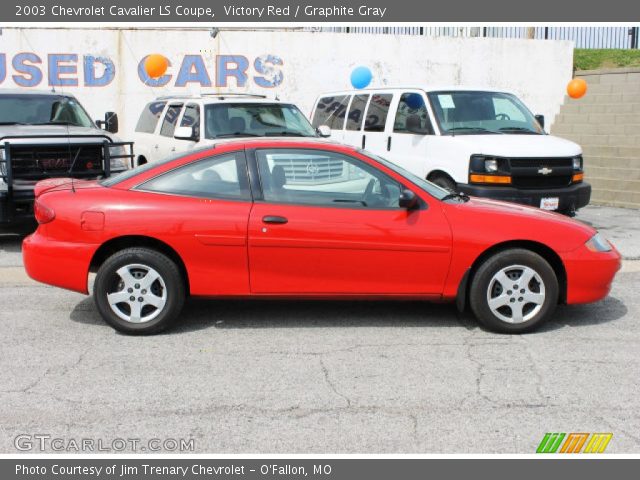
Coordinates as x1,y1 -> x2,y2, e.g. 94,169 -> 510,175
0,27 -> 574,139
551,68 -> 640,208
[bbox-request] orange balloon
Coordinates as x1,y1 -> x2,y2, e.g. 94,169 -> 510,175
144,54 -> 169,78
567,78 -> 587,99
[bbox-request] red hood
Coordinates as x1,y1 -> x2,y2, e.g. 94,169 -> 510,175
34,178 -> 101,197
442,196 -> 596,253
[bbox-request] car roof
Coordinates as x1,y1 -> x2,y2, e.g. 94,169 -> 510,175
316,85 -> 517,97
153,93 -> 290,105
213,137 -> 351,149
0,88 -> 76,97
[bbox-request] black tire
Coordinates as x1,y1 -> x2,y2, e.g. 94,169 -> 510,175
93,247 -> 185,335
430,174 -> 458,193
469,248 -> 558,333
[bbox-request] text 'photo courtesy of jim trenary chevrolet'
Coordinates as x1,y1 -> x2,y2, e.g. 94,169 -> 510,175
1,14 -> 640,463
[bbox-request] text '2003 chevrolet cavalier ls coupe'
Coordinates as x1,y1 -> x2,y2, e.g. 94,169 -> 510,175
23,139 -> 621,334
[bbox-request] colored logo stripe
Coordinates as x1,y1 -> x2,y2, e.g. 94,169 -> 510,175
537,433 -> 565,453
560,433 -> 590,453
584,433 -> 613,453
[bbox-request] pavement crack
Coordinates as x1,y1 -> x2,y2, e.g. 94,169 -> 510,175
319,357 -> 351,408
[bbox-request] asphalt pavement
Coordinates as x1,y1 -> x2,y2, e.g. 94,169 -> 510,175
0,205 -> 638,453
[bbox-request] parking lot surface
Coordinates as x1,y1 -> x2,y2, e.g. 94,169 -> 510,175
0,205 -> 638,453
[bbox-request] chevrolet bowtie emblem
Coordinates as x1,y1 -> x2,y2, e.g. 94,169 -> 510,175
538,167 -> 553,175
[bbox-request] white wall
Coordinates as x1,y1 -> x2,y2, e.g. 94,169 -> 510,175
0,28 -> 574,138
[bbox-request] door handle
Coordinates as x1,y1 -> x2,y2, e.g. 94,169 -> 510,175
387,136 -> 392,151
262,215 -> 288,224
361,134 -> 366,149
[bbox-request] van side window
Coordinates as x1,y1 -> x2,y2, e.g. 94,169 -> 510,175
180,103 -> 201,138
135,101 -> 167,133
160,104 -> 183,137
346,94 -> 369,131
364,94 -> 392,132
312,96 -> 349,129
394,93 -> 432,134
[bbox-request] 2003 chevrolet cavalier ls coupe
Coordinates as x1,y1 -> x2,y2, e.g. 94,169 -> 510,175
23,139 -> 621,334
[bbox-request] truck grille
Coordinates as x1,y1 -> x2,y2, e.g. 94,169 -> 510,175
274,156 -> 345,184
509,157 -> 574,189
9,144 -> 104,180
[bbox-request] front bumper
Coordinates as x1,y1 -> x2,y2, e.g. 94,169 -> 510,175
458,182 -> 591,212
563,244 -> 622,304
0,189 -> 36,225
23,231 -> 97,294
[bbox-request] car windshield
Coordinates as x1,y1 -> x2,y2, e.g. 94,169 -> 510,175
204,103 -> 317,139
427,91 -> 543,135
361,150 -> 450,201
0,94 -> 94,128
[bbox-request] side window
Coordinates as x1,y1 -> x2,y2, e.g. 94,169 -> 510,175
256,149 -> 402,209
311,96 -> 349,130
135,101 -> 167,133
180,104 -> 201,138
364,94 -> 393,132
346,94 -> 369,131
394,93 -> 432,134
160,104 -> 183,137
137,152 -> 250,201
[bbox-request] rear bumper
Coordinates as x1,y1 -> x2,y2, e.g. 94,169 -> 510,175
22,231 -> 96,294
458,182 -> 591,212
563,244 -> 622,304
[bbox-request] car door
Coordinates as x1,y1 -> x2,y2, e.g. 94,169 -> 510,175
156,102 -> 183,160
131,149 -> 253,295
362,93 -> 394,156
174,102 -> 202,154
342,93 -> 369,150
385,90 -> 436,179
246,147 -> 452,295
310,94 -> 350,141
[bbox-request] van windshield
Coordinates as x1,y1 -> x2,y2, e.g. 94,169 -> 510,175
427,91 -> 543,135
204,103 -> 317,139
0,94 -> 94,128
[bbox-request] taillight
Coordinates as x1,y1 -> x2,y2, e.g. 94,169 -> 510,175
34,199 -> 55,224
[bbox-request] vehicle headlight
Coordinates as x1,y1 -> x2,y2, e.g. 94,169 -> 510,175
585,233 -> 612,252
109,145 -> 130,171
0,148 -> 6,188
572,155 -> 583,170
485,159 -> 498,173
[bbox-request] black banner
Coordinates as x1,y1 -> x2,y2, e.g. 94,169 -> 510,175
3,0 -> 640,22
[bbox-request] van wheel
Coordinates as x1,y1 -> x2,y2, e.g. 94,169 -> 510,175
429,174 -> 457,193
469,248 -> 558,333
93,248 -> 185,335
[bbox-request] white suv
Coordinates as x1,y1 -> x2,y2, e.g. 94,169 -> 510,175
311,87 -> 591,215
132,93 -> 320,166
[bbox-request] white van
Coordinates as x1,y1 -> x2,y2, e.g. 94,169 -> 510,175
310,87 -> 591,215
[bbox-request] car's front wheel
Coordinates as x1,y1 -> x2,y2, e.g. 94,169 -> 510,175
469,248 -> 559,333
94,248 -> 185,335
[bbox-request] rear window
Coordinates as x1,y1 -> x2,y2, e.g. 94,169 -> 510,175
135,101 -> 167,133
312,96 -> 349,130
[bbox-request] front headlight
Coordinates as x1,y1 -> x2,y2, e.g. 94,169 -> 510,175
585,233 -> 612,252
572,155 -> 583,170
485,159 -> 498,172
109,145 -> 130,171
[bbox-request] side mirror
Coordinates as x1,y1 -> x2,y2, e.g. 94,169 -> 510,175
97,112 -> 118,133
174,126 -> 197,141
399,189 -> 419,210
406,114 -> 429,135
317,125 -> 331,138
535,114 -> 545,130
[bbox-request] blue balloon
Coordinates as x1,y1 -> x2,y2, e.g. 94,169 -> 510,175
350,66 -> 372,89
404,93 -> 424,110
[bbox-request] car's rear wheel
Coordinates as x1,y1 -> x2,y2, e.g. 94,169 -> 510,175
469,248 -> 558,333
94,248 -> 185,335
429,174 -> 458,193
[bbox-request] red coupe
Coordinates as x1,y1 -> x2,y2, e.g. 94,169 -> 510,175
23,139 -> 621,334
